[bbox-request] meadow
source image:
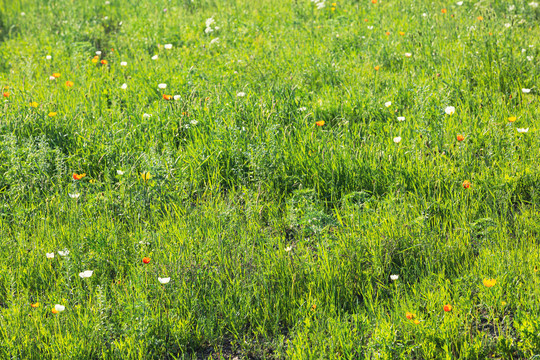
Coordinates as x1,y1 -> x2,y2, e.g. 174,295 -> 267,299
0,0 -> 539,358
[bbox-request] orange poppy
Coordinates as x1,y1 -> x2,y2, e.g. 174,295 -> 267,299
508,116 -> 517,123
441,9 -> 447,14
462,180 -> 471,189
2,92 -> 9,98
31,303 -> 39,308
385,31 -> 390,36
92,56 -> 99,64
316,120 -> 325,127
143,257 -> 151,264
52,73 -> 61,78
399,31 -> 405,36
456,134 -> 464,142
483,278 -> 496,287
374,65 -> 380,71
477,16 -> 483,21
443,304 -> 452,312
101,59 -> 108,65
51,308 -> 59,314
73,173 -> 86,180
371,0 -> 377,3
406,312 -> 415,320
163,94 -> 172,100
413,319 -> 420,325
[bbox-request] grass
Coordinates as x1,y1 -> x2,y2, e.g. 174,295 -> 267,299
0,0 -> 539,358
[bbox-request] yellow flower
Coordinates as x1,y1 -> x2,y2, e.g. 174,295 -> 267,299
48,112 -> 57,117
477,16 -> 484,21
31,303 -> 40,308
413,319 -> 420,325
52,73 -> 61,78
508,116 -> 517,123
483,278 -> 496,288
501,301 -> 507,306
30,102 -> 38,108
141,172 -> 151,181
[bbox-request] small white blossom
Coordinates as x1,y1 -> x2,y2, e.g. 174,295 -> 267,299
237,92 -> 246,97
143,113 -> 151,118
390,274 -> 399,281
210,38 -> 219,44
69,193 -> 80,199
46,252 -> 54,259
445,106 -> 456,115
164,44 -> 173,49
522,88 -> 531,93
393,137 -> 402,144
504,23 -> 511,28
527,56 -> 533,61
285,246 -> 293,252
120,83 -> 127,90
79,270 -> 94,278
384,101 -> 391,107
517,128 -> 529,133
190,120 -> 198,125
117,170 -> 125,175
58,250 -> 70,256
173,95 -> 181,101
151,55 -> 158,60
508,5 -> 515,10
158,83 -> 167,89
46,55 -> 52,60
298,107 -> 307,112
120,61 -> 127,66
49,76 -> 56,81
367,26 -> 373,30
95,51 -> 102,56
54,304 -> 65,312
456,1 -> 463,5
397,116 -> 405,121
158,277 -> 171,284
529,2 -> 539,8
404,53 -> 412,57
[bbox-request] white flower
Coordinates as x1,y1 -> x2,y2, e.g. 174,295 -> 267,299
158,277 -> 171,284
522,88 -> 531,93
158,83 -> 167,89
204,27 -> 213,34
237,92 -> 246,97
46,55 -> 52,60
164,44 -> 173,49
104,16 -> 108,20
54,304 -> 65,312
210,38 -> 219,44
58,250 -> 69,256
120,61 -> 127,66
384,101 -> 391,107
285,246 -> 293,252
390,274 -> 399,281
49,76 -> 56,81
190,120 -> 198,125
105,1 -> 110,4
298,107 -> 307,112
79,270 -> 94,278
69,193 -> 80,199
151,55 -> 158,60
46,252 -> 54,259
508,5 -> 515,10
397,116 -> 405,121
95,51 -> 101,56
445,106 -> 456,115
393,137 -> 402,143
504,23 -> 511,28
456,1 -> 463,5
173,95 -> 181,101
367,26 -> 374,30
522,49 -> 527,53
529,2 -> 539,8
422,13 -> 428,17
20,12 -> 25,16
404,53 -> 412,57
527,56 -> 533,61
205,17 -> 215,27
517,128 -> 529,133
143,113 -> 151,118
316,2 -> 325,9
121,83 -> 127,90
117,170 -> 125,175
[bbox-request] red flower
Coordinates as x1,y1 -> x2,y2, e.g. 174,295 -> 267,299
462,180 -> 471,189
142,257 -> 151,264
456,134 -> 464,142
443,304 -> 452,312
73,173 -> 86,180
2,92 -> 9,98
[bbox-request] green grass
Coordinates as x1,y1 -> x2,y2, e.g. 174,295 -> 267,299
0,0 -> 539,358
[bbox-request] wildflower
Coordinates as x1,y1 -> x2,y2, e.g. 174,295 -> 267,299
58,250 -> 69,256
190,120 -> 198,125
384,101 -> 391,107
367,26 -> 373,30
46,55 -> 52,60
48,112 -> 57,117
501,301 -> 507,306
374,65 -> 380,71
406,312 -> 415,320
210,38 -> 219,44
141,172 -> 151,181
3,92 -> 9,97
483,278 -> 496,287
164,44 -> 173,49
504,23 -> 511,28
52,73 -> 61,78
117,170 -> 125,175
385,31 -> 390,36
526,56 -> 533,61
73,173 -> 86,180
441,8 -> 447,13
390,274 -> 399,281
285,246 -> 293,252
151,55 -> 158,60
508,5 -> 515,10
529,2 -> 539,7
371,0 -> 377,3
443,304 -> 452,312
393,137 -> 402,143
477,16 -> 483,21
173,95 -> 181,100
397,117 -> 405,121
143,113 -> 151,118
311,304 -> 316,311
522,88 -> 531,93
508,116 -> 517,123
30,102 -> 39,108
120,61 -> 127,66
237,92 -> 246,97
445,106 -> 455,115
121,83 -> 128,90
46,252 -> 54,259
69,193 -> 80,199
158,277 -> 170,284
158,83 -> 167,89
413,319 -> 420,325
92,56 -> 99,64
517,128 -> 529,133
162,94 -> 172,100
316,120 -> 325,126
399,31 -> 405,36
65,81 -> 74,87
101,59 -> 108,65
462,180 -> 471,189
142,257 -> 151,264
52,308 -> 58,314
404,53 -> 412,57
456,1 -> 463,5
96,51 -> 102,56
457,134 -> 464,142
79,270 -> 94,278
54,304 -> 65,312
31,303 -> 39,308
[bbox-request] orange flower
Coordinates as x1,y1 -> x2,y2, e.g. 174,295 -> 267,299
51,308 -> 59,314
65,81 -> 74,87
385,31 -> 390,36
101,59 -> 108,65
92,56 -> 99,64
374,65 -> 380,71
364,19 -> 368,22
73,173 -> 86,180
163,94 -> 172,100
316,120 -> 325,127
406,312 -> 415,320
31,303 -> 39,308
443,304 -> 452,312
477,16 -> 483,21
483,278 -> 496,288
456,134 -> 464,142
399,31 -> 405,36
413,319 -> 420,325
52,73 -> 61,78
371,0 -> 377,3
2,92 -> 9,98
441,9 -> 447,14
462,180 -> 471,189
508,116 -> 517,123
310,304 -> 316,311
142,257 -> 151,264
